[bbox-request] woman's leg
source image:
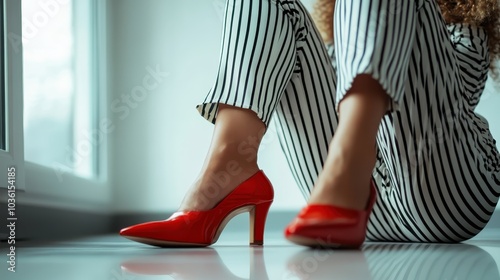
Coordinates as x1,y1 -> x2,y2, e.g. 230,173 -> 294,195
272,2 -> 339,201
179,104 -> 265,211
306,0 -> 418,209
270,1 -> 388,210
308,75 -> 389,209
189,0 -> 310,210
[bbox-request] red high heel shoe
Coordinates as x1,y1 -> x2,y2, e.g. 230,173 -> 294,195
120,170 -> 274,247
284,181 -> 377,249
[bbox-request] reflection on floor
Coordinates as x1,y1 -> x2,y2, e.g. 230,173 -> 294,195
1,229 -> 499,280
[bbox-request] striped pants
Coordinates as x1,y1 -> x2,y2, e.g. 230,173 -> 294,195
197,0 -> 500,242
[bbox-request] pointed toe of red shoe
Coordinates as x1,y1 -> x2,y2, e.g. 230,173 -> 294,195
119,221 -> 155,238
119,226 -> 132,237
120,223 -> 142,237
119,221 -> 168,244
119,213 -> 212,247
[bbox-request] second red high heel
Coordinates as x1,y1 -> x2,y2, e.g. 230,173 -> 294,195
284,181 -> 377,249
120,170 -> 274,247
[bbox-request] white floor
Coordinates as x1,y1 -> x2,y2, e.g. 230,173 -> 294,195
1,228 -> 500,280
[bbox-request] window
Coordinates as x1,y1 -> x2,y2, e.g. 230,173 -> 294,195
22,0 -> 98,178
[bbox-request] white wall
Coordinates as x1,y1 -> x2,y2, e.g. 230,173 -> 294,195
108,0 -> 500,214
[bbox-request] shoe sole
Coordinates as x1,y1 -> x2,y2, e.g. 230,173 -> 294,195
123,236 -> 209,247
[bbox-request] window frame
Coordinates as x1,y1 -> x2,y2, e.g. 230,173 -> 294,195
0,0 -> 5,150
0,0 -> 25,190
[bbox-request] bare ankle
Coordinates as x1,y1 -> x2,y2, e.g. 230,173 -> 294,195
179,165 -> 259,211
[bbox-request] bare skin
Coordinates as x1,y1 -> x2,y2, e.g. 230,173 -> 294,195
308,75 -> 389,210
311,0 -> 336,44
178,104 -> 265,211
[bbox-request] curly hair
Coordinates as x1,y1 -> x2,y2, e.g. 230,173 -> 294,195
438,0 -> 500,78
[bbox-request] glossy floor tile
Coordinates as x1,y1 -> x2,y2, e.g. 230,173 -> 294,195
1,229 -> 500,280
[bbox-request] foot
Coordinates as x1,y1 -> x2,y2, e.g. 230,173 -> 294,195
308,147 -> 375,211
178,164 -> 260,211
177,104 -> 266,211
309,173 -> 371,211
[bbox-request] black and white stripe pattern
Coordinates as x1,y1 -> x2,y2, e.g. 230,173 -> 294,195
197,0 -> 500,242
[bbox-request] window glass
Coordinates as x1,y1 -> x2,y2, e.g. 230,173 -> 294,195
22,0 -> 95,178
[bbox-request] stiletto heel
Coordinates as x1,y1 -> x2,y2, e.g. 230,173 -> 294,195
284,181 -> 377,249
120,170 -> 274,247
250,201 -> 272,246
